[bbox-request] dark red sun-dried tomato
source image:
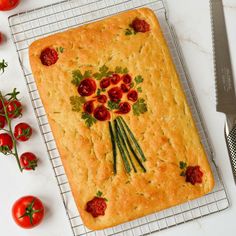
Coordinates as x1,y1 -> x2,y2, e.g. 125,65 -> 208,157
185,166 -> 203,185
97,95 -> 107,104
83,101 -> 94,114
110,74 -> 121,85
127,90 -> 138,102
108,87 -> 123,102
122,74 -> 132,84
40,48 -> 58,66
78,78 -> 96,97
94,105 -> 110,121
130,18 -> 150,33
100,77 -> 111,89
86,197 -> 107,218
120,83 -> 130,93
116,102 -> 131,114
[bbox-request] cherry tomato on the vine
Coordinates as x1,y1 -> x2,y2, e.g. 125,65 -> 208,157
0,32 -> 3,44
0,0 -> 20,11
14,123 -> 32,142
0,115 -> 6,129
0,133 -> 13,151
12,196 -> 44,229
5,100 -> 22,118
20,152 -> 37,170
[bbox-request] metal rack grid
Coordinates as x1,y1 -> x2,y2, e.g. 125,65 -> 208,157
8,0 -> 229,235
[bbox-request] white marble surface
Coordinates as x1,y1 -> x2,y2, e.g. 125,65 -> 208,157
0,0 -> 236,235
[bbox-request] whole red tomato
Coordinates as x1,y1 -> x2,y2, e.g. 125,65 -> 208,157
0,0 -> 20,11
0,115 -> 6,129
14,123 -> 32,142
12,196 -> 44,229
0,133 -> 13,151
20,152 -> 37,170
5,100 -> 22,118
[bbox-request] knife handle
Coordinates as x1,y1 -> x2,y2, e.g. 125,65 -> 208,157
225,122 -> 236,183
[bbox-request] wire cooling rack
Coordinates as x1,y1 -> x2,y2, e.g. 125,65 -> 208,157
8,0 -> 229,235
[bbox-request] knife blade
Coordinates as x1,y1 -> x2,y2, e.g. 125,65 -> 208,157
211,0 -> 236,183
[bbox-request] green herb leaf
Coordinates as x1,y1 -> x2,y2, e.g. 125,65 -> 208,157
130,82 -> 134,88
134,75 -> 144,84
71,69 -> 92,86
125,28 -> 133,35
108,100 -> 120,110
137,87 -> 142,93
132,98 -> 147,116
179,161 -> 187,170
96,88 -> 101,96
93,65 -> 113,80
96,191 -> 103,197
114,66 -> 129,74
81,112 -> 97,127
56,47 -> 64,53
0,59 -> 8,74
180,171 -> 186,176
70,96 -> 86,112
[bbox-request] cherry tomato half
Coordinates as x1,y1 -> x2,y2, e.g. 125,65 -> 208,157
0,0 -> 20,11
14,123 -> 32,142
12,196 -> 44,229
20,152 -> 38,170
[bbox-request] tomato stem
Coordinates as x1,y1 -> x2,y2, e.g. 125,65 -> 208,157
0,91 -> 23,172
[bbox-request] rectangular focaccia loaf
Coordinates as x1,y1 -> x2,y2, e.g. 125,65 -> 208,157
29,8 -> 214,230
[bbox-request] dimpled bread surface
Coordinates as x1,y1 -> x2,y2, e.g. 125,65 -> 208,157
29,8 -> 214,230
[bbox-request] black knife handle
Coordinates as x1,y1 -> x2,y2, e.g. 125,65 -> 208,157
225,124 -> 236,183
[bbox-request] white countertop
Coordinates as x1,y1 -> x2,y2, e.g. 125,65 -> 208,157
0,0 -> 236,235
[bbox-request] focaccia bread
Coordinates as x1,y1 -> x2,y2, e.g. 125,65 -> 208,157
29,8 -> 214,230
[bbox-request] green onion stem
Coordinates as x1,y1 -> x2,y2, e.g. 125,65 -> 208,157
114,119 -> 137,173
108,121 -> 117,174
118,116 -> 146,161
114,120 -> 131,173
117,117 -> 146,173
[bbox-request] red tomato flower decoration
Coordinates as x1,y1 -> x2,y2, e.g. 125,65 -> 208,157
127,90 -> 138,102
86,197 -> 107,217
78,78 -> 96,97
40,48 -> 58,66
83,100 -> 94,114
108,87 -> 123,102
94,105 -> 110,121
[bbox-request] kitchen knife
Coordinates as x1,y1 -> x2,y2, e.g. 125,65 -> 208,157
211,0 -> 236,182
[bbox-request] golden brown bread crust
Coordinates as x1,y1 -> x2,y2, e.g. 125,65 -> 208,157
29,8 -> 214,230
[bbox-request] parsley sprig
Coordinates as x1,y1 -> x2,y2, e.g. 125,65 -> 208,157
107,100 -> 120,110
56,46 -> 64,53
71,69 -> 92,86
93,65 -> 113,80
132,98 -> 148,116
70,96 -> 86,112
125,28 -> 137,36
82,112 -> 97,128
179,161 -> 187,176
114,66 -> 128,74
0,59 -> 8,74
